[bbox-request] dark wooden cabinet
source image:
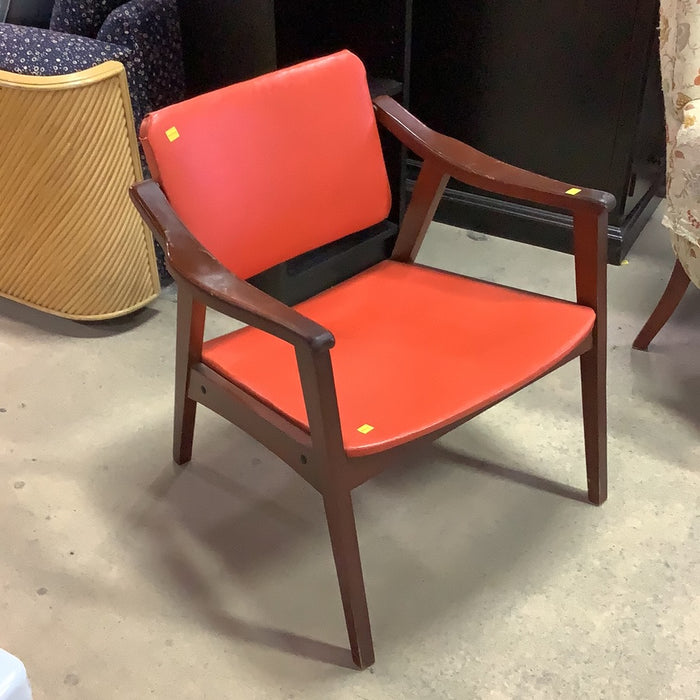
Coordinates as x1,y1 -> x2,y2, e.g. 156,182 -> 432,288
410,0 -> 665,263
274,0 -> 412,222
176,0 -> 412,302
177,0 -> 277,95
177,0 -> 411,107
177,0 -> 411,215
176,0 -> 664,275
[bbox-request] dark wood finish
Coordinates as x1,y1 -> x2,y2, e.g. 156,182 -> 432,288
294,344 -> 374,668
323,488 -> 374,669
573,211 -> 608,505
391,160 -> 449,262
374,97 -> 615,214
418,182 -> 661,265
378,94 -> 609,505
190,364 -> 318,488
129,92 -> 613,668
409,0 -> 664,264
130,180 -> 334,351
173,288 -> 205,464
633,259 -> 691,350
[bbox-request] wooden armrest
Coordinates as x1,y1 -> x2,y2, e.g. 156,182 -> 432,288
373,95 -> 616,214
129,180 -> 335,351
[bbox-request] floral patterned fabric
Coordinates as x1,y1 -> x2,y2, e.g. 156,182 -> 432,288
0,0 -> 185,281
659,0 -> 700,287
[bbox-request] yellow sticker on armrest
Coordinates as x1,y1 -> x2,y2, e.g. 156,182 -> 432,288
165,126 -> 180,142
357,424 -> 374,434
566,187 -> 581,195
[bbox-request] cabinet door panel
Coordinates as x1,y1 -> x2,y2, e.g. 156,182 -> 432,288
411,0 -> 644,197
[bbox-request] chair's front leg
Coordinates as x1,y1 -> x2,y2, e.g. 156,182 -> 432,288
573,210 -> 608,505
294,345 -> 374,668
323,486 -> 375,669
173,287 -> 206,464
580,347 -> 607,505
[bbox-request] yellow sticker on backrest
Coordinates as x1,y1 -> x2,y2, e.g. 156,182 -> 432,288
166,127 -> 180,142
357,424 -> 374,434
566,187 -> 581,195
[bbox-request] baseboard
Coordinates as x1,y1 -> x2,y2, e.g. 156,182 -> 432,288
407,174 -> 663,265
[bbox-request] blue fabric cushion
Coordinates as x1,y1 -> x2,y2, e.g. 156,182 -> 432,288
0,23 -> 130,75
49,0 -> 124,38
98,0 -> 184,126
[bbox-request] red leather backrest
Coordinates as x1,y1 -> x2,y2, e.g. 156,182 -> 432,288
140,51 -> 391,280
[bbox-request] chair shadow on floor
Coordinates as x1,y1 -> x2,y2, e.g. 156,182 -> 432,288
425,442 -> 591,504
129,426 -> 585,669
140,467 -> 357,668
0,294 -> 159,338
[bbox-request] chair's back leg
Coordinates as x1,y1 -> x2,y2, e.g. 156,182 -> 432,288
173,288 -> 206,464
323,487 -> 375,669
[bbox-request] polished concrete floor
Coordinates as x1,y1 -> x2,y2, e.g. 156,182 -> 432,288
1,206 -> 698,699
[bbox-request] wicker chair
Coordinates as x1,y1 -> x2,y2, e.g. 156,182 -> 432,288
0,63 -> 159,320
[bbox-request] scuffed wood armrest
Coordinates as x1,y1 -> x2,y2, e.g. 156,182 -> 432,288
373,95 -> 615,214
129,179 -> 334,351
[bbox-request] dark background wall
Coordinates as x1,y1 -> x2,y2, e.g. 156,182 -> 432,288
176,0 -> 276,96
173,0 -> 663,264
4,0 -> 54,26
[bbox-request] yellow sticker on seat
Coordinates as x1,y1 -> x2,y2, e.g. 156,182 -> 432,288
566,187 -> 581,195
357,424 -> 374,434
166,127 -> 180,142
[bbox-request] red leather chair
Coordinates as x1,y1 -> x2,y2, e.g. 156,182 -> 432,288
130,50 -> 614,669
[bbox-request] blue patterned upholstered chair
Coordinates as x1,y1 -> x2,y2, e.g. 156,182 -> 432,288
0,0 -> 185,280
0,0 -> 184,130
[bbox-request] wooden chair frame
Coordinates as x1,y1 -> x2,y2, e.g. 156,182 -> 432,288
130,94 -> 614,669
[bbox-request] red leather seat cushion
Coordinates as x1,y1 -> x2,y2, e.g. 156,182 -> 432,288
202,261 -> 595,456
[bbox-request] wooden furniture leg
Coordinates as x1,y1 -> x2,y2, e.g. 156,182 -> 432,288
633,259 -> 691,350
174,289 -> 206,464
580,346 -> 607,505
323,487 -> 374,669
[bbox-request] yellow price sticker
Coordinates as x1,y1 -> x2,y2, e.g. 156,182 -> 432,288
166,126 -> 180,142
565,187 -> 581,195
357,424 -> 374,434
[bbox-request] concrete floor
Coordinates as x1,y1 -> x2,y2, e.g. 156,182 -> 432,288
1,206 -> 698,699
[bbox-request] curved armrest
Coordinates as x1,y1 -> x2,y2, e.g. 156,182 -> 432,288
129,180 -> 335,351
374,95 -> 615,214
